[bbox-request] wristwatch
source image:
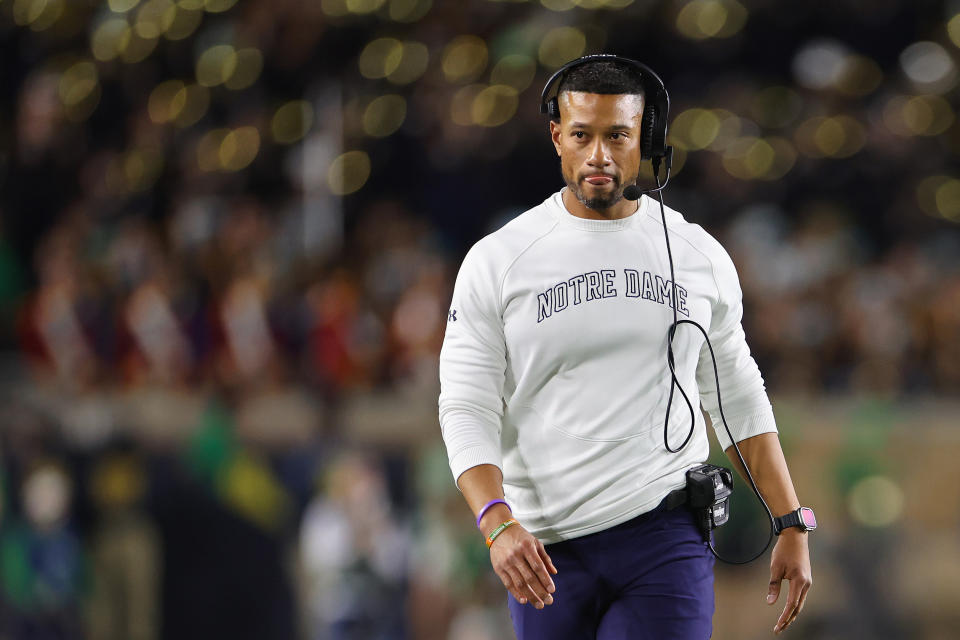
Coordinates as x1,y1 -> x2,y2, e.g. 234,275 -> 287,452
773,507 -> 817,535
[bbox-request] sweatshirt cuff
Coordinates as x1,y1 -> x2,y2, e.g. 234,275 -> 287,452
448,446 -> 503,489
711,404 -> 778,451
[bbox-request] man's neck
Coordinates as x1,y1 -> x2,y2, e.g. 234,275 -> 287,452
562,188 -> 639,221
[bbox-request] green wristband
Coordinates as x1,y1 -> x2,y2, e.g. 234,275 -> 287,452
486,518 -> 518,548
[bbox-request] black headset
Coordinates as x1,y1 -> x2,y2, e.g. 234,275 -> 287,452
539,54 -> 671,162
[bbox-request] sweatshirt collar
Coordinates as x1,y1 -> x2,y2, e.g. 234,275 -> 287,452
549,188 -> 647,232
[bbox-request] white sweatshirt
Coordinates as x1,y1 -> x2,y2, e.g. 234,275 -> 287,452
438,189 -> 777,544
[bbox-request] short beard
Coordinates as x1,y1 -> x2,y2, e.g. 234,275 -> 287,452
564,173 -> 623,212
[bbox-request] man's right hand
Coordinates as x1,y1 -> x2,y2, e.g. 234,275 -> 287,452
487,521 -> 558,609
456,465 -> 559,609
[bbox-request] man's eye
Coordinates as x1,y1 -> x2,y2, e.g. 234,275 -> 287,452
610,133 -> 622,140
573,131 -> 585,139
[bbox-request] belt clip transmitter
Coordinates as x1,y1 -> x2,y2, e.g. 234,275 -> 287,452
685,464 -> 734,541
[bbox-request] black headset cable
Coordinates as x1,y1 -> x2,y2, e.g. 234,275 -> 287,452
649,161 -> 775,564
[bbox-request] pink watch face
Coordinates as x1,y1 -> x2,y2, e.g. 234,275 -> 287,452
800,507 -> 817,529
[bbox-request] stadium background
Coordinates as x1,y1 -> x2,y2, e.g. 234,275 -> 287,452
1,0 -> 959,638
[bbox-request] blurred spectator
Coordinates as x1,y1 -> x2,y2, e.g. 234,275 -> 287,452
299,452 -> 408,640
86,450 -> 160,640
0,462 -> 85,640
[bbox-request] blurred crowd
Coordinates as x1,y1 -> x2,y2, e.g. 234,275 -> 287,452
728,200 -> 960,395
2,0 -> 960,638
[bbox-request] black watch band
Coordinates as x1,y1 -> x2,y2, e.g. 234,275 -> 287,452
773,507 -> 817,535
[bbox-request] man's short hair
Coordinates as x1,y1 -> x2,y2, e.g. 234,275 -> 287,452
556,60 -> 646,100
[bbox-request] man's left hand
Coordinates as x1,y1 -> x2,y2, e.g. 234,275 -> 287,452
766,529 -> 812,634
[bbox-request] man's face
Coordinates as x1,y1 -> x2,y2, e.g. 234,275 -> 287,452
550,91 -> 644,212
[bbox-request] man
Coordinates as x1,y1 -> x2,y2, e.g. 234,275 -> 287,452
438,57 -> 812,639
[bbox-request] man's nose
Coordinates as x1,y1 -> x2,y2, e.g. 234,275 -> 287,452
587,138 -> 610,166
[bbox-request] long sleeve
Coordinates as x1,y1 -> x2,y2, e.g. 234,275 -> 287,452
438,244 -> 508,484
696,242 -> 778,451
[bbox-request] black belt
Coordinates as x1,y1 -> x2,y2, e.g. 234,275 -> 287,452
664,487 -> 689,511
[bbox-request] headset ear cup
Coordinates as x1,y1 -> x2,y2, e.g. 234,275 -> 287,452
548,97 -> 560,120
641,104 -> 657,160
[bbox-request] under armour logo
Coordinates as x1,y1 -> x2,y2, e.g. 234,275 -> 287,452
448,309 -> 457,322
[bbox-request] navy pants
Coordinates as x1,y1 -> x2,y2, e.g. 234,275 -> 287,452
507,499 -> 715,640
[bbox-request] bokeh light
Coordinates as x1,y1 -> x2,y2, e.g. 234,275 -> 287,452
272,100 -> 314,144
793,39 -> 849,90
59,60 -> 101,121
722,136 -> 774,180
388,0 -> 432,23
363,95 -> 407,137
538,27 -> 586,69
490,54 -> 537,92
148,79 -> 186,124
386,41 -> 429,85
472,85 -> 519,127
359,38 -> 404,80
935,179 -> 960,222
883,95 -> 955,137
123,148 -> 165,192
91,456 -> 147,507
812,117 -> 860,157
345,0 -> 386,13
220,126 -> 261,171
848,475 -> 905,528
320,0 -> 349,17
670,108 -> 721,150
675,0 -> 748,40
900,41 -> 957,93
917,175 -> 960,222
172,83 -> 210,127
225,48 -> 264,90
163,5 -> 202,40
90,17 -> 131,61
540,0 -> 577,11
328,151 -> 372,195
109,0 -> 141,11
706,109 -> 751,151
836,55 -> 883,97
120,31 -> 159,64
58,61 -> 98,107
12,0 -> 66,31
441,36 -> 488,84
196,44 -> 238,87
761,136 -> 797,180
135,0 -> 176,39
902,95 -> 955,136
719,135 -> 796,181
790,40 -> 883,96
795,115 -> 865,158
204,0 -> 239,13
882,96 -> 914,137
197,128 -> 230,171
948,12 -> 960,49
450,84 -> 485,126
575,0 -> 606,7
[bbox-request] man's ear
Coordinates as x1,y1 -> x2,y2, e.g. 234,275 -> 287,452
549,120 -> 562,156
